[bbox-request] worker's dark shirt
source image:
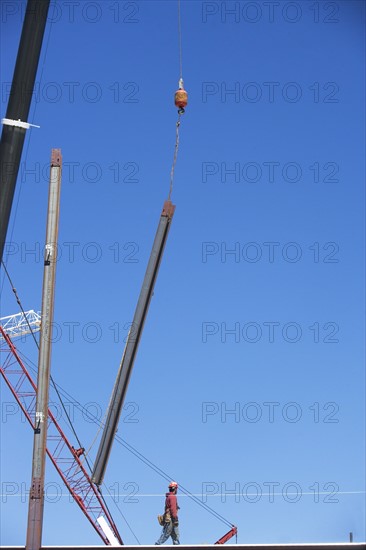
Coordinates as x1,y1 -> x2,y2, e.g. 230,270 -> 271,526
165,492 -> 178,520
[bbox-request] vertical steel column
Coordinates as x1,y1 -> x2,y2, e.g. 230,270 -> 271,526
92,200 -> 175,486
26,149 -> 62,550
0,0 -> 50,263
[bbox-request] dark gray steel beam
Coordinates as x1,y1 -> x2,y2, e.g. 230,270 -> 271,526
26,149 -> 62,550
0,0 -> 50,263
92,200 -> 176,486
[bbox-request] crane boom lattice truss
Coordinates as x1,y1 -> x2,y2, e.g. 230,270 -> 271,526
0,310 -> 41,339
0,325 -> 123,546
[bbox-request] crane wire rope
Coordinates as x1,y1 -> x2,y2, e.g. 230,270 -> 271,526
168,114 -> 181,200
178,0 -> 183,80
0,284 -> 150,545
99,484 -> 141,544
9,347 -> 140,542
0,14 -> 134,537
79,408 -> 107,467
0,15 -> 85,469
1,0 -> 232,538
13,350 -> 234,529
168,0 -> 185,201
1,260 -> 92,473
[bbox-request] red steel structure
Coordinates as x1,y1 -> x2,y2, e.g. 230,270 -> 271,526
215,526 -> 237,544
0,324 -> 238,544
0,325 -> 123,546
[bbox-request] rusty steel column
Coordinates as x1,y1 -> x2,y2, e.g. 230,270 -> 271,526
92,200 -> 175,486
26,149 -> 62,550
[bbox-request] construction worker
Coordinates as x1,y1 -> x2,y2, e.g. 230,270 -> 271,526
155,481 -> 180,545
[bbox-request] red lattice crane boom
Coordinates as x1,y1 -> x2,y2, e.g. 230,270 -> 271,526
0,325 -> 122,546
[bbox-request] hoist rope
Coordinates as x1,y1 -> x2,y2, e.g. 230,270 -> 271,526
168,114 -> 181,200
79,408 -> 108,468
178,0 -> 183,79
113,435 -> 233,528
1,261 -> 39,348
1,261 -> 92,473
16,350 -> 234,529
12,348 -> 136,540
168,0 -> 184,201
99,484 -> 141,544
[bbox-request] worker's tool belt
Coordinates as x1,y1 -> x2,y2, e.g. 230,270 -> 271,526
164,510 -> 171,523
157,514 -> 165,526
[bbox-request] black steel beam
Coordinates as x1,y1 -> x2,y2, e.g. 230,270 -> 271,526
0,0 -> 50,263
92,200 -> 175,486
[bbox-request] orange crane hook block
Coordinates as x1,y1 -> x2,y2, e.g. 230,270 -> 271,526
175,77 -> 188,114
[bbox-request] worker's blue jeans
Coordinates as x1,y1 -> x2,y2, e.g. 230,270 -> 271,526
156,521 -> 180,545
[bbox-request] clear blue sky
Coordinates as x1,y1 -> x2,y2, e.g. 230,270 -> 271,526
0,0 -> 365,546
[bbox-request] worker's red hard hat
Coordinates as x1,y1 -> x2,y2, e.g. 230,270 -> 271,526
169,481 -> 178,489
